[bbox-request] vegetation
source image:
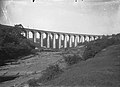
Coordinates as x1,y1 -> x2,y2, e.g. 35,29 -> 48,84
63,54 -> 82,66
26,33 -> 120,86
62,34 -> 120,66
82,34 -> 120,60
28,64 -> 63,86
41,64 -> 63,82
0,24 -> 36,66
1,24 -> 120,86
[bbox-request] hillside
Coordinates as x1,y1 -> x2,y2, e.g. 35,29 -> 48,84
0,24 -> 36,66
43,44 -> 120,87
0,24 -> 120,87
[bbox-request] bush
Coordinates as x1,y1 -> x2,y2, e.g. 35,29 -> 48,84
28,64 -> 63,86
83,44 -> 101,60
82,34 -> 120,60
63,54 -> 82,66
40,64 -> 63,82
0,24 -> 36,66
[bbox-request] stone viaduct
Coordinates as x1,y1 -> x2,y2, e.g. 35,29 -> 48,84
21,28 -> 102,49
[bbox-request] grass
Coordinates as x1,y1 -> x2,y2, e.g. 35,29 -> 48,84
43,44 -> 120,86
27,64 -> 63,86
26,33 -> 120,86
63,54 -> 83,66
82,34 -> 120,60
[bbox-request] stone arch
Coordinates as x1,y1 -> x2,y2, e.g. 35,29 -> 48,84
35,31 -> 40,43
51,33 -> 57,48
27,31 -> 34,42
90,36 -> 94,41
20,28 -> 103,49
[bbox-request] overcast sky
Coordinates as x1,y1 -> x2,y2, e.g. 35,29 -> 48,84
0,0 -> 120,35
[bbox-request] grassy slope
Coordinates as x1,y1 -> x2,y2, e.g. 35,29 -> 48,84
44,45 -> 120,87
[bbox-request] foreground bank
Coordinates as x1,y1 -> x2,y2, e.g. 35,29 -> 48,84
40,44 -> 120,87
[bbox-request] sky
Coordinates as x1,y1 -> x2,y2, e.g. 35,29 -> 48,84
0,0 -> 120,35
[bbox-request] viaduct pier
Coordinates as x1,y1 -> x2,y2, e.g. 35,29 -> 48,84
21,27 -> 103,49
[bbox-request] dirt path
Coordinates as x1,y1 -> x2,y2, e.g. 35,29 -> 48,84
44,45 -> 120,87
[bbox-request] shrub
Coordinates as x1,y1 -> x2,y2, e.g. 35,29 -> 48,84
40,64 -> 63,82
63,54 -> 82,66
28,64 -> 63,86
0,24 -> 36,66
83,44 -> 101,60
82,34 -> 120,60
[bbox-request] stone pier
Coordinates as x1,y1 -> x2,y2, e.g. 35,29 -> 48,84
21,28 -> 102,49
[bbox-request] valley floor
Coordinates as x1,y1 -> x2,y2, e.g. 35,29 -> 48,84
0,52 -> 63,87
0,45 -> 120,87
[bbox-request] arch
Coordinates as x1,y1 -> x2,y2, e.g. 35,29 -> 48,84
63,34 -> 67,48
74,35 -> 78,47
32,31 -> 37,43
38,32 -> 44,47
35,31 -> 40,43
26,30 -> 29,39
52,33 -> 57,49
90,36 -> 94,41
20,28 -> 103,49
27,31 -> 34,42
68,34 -> 72,48
58,34 -> 62,49
46,32 -> 51,48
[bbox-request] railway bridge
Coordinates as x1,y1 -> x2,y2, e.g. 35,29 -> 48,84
21,27 -> 102,49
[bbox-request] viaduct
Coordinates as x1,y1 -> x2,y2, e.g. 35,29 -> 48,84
20,27 -> 103,49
